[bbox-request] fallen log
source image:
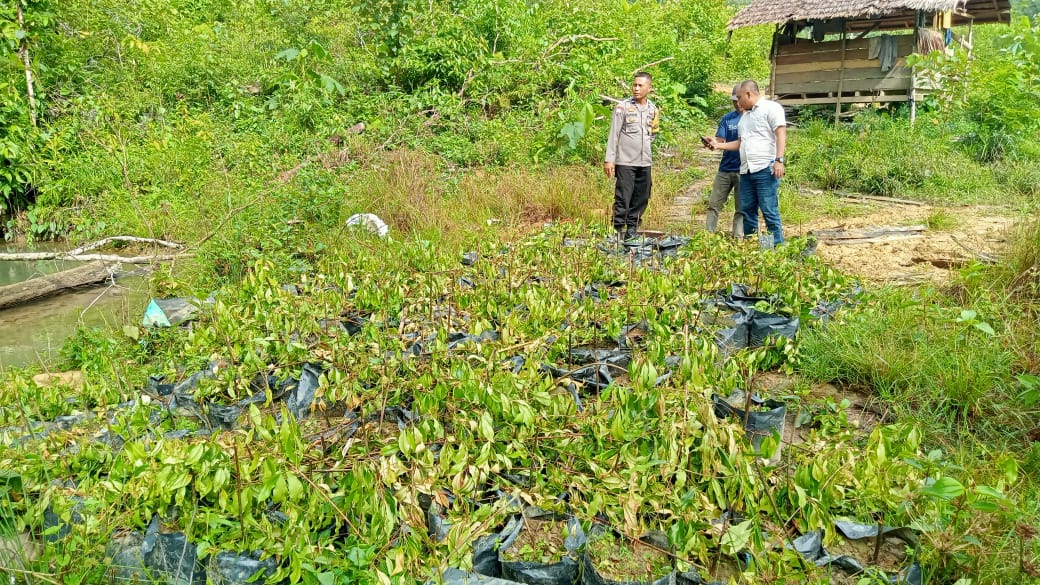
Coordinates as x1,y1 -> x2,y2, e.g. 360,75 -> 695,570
0,261 -> 113,311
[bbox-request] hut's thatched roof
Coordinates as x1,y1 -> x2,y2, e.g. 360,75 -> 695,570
728,0 -> 1011,29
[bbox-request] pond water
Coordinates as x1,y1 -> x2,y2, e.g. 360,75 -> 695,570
0,242 -> 148,370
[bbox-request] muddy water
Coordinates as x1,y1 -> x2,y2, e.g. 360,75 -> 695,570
0,242 -> 148,369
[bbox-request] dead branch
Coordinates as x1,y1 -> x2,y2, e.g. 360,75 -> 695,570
277,161 -> 310,184
59,253 -> 191,264
836,192 -> 926,206
69,236 -> 183,255
632,56 -> 674,74
0,237 -> 185,261
457,67 -> 477,98
542,34 -> 618,58
951,234 -> 999,264
191,194 -> 265,250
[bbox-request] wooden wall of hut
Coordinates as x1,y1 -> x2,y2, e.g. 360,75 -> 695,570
772,35 -> 917,106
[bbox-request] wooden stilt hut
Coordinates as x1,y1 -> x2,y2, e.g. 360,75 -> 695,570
727,0 -> 1011,121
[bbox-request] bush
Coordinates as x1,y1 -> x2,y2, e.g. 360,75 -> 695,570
911,19 -> 1040,163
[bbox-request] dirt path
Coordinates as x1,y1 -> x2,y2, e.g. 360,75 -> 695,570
653,153 -> 1016,285
660,150 -> 716,225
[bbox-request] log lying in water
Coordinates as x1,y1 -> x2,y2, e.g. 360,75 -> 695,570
0,261 -> 113,311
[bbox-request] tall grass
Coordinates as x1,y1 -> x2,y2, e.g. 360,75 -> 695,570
1000,219 -> 1040,297
786,112 -> 1035,203
798,289 -> 1016,424
343,150 -> 605,238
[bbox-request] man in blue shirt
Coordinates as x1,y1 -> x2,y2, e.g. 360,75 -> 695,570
708,79 -> 787,245
704,86 -> 744,237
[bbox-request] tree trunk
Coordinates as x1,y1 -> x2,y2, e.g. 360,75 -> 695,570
16,3 -> 37,127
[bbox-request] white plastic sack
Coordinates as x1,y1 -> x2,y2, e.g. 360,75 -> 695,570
346,213 -> 389,238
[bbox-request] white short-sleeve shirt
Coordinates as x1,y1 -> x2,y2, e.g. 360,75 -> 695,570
737,98 -> 786,174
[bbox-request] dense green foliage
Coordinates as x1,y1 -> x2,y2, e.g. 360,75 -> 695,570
0,0 -> 50,215
798,221 -> 1040,583
0,0 -> 768,240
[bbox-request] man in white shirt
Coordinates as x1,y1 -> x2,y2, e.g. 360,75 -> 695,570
708,79 -> 787,244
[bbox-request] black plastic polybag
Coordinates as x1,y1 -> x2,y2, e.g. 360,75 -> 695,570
286,363 -> 323,420
711,392 -> 786,456
208,551 -> 278,585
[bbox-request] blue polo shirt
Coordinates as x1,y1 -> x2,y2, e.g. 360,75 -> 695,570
717,109 -> 742,173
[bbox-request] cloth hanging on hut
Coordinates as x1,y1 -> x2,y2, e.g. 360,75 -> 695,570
868,34 -> 899,72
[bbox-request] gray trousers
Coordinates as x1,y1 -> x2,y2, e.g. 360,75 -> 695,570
706,171 -> 744,237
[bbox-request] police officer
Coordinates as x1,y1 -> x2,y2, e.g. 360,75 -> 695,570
604,71 -> 660,242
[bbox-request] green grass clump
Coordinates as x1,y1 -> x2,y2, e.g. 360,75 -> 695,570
925,208 -> 960,231
786,113 -> 1015,203
798,288 -> 1015,423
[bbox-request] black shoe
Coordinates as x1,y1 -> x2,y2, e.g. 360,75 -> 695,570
625,226 -> 638,240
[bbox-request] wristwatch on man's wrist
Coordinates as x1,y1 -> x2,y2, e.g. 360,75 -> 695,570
775,157 -> 786,164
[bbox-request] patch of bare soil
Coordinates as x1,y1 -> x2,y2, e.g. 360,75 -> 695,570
787,202 -> 1014,285
660,151 -> 1015,284
587,533 -> 672,581
652,149 -> 718,227
502,518 -> 568,564
827,535 -> 909,574
754,372 -> 887,447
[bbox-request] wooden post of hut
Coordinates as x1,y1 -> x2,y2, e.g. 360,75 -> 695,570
834,21 -> 847,124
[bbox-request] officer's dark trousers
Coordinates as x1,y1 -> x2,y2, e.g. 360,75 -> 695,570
612,165 -> 652,230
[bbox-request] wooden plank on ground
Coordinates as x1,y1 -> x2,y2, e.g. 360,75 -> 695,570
838,193 -> 927,206
812,225 -> 927,245
819,233 -> 924,245
884,273 -> 935,285
912,256 -> 971,269
0,261 -> 111,311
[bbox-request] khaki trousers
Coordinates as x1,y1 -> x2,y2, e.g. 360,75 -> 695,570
706,171 -> 743,237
